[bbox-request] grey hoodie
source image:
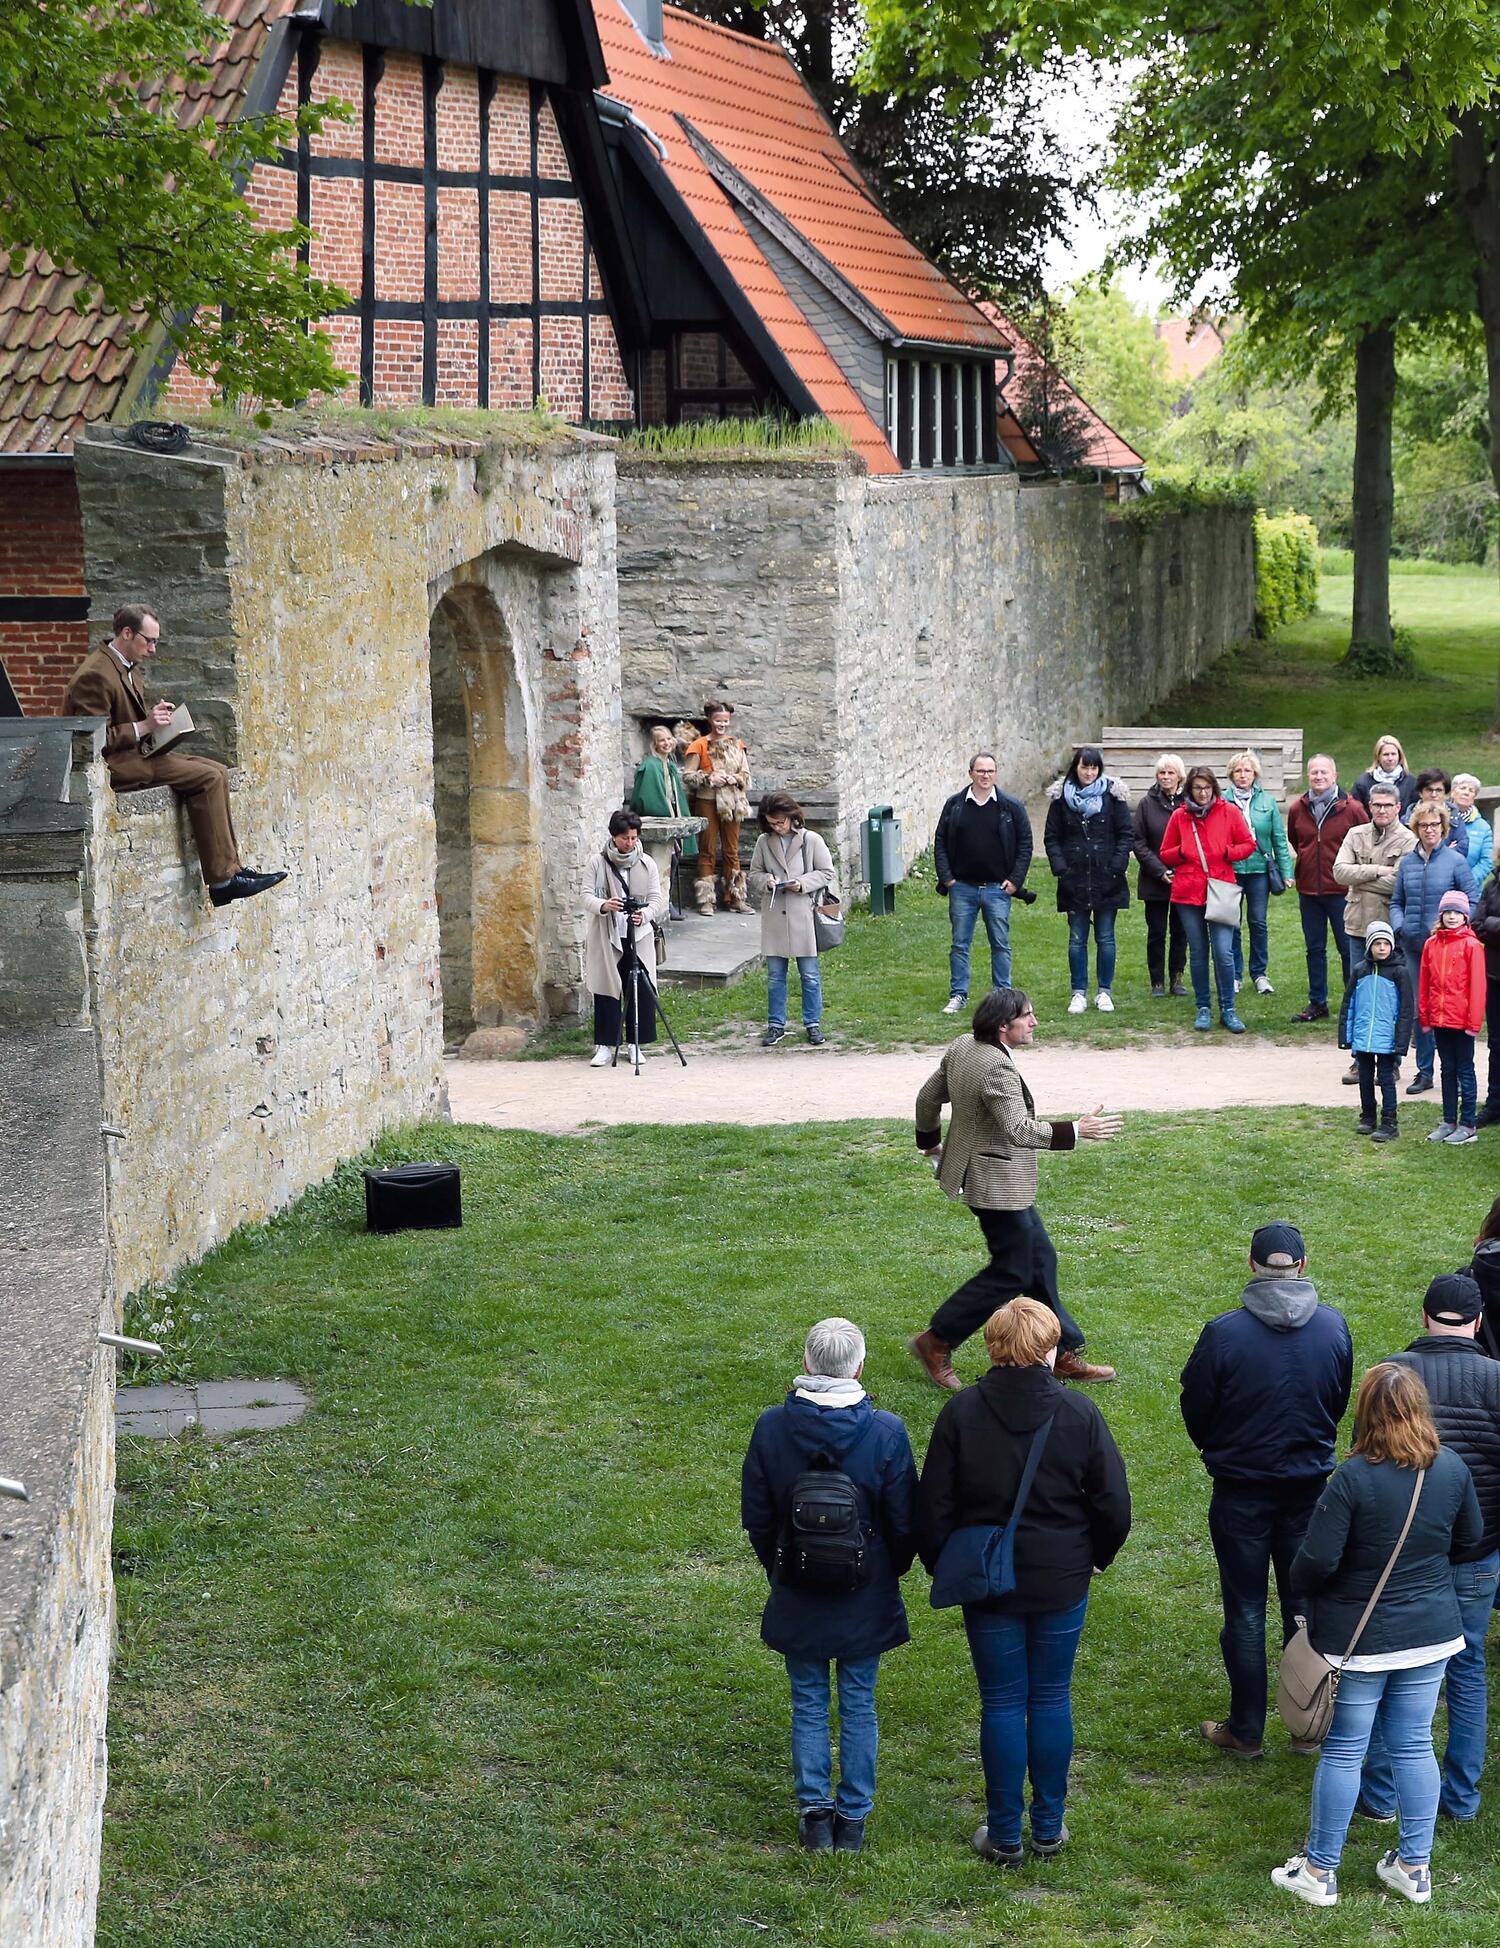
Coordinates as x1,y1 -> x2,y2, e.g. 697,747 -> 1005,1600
1240,1275 -> 1320,1331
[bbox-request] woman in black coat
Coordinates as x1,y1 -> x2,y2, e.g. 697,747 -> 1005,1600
1130,751 -> 1188,997
1044,745 -> 1133,1015
1271,1364 -> 1481,1911
917,1298 -> 1131,1866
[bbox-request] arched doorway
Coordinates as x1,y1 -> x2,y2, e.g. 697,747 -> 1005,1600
428,582 -> 542,1046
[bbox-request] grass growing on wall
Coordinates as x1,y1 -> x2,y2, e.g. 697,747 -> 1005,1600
99,1115 -> 1500,1946
619,414 -> 852,459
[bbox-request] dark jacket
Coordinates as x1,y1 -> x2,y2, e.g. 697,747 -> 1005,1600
1043,779 -> 1133,914
1180,1277 -> 1353,1484
916,1365 -> 1131,1614
1470,872 -> 1500,982
1472,1238 -> 1500,1361
1387,1336 -> 1500,1555
1291,1448 -> 1482,1658
1352,768 -> 1419,815
741,1392 -> 918,1661
1286,789 -> 1369,897
1131,781 -> 1183,902
934,787 -> 1032,892
1338,949 -> 1414,1058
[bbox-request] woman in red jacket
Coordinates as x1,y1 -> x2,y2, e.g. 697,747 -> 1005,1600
1418,889 -> 1487,1143
1160,766 -> 1258,1034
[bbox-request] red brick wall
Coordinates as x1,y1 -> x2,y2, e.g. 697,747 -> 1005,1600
166,40 -> 635,425
0,469 -> 92,715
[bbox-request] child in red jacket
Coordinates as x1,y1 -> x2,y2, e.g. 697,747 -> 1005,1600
1418,889 -> 1487,1143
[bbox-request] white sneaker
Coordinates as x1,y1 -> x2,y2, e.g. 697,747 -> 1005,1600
589,1045 -> 613,1067
1375,1850 -> 1431,1904
942,995 -> 967,1015
1427,1122 -> 1457,1142
1255,975 -> 1275,995
1067,992 -> 1088,1015
627,1044 -> 642,1064
1095,991 -> 1115,1013
1271,1855 -> 1337,1907
1233,979 -> 1243,994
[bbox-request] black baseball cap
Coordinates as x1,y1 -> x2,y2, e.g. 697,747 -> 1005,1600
1424,1273 -> 1482,1325
1250,1222 -> 1306,1268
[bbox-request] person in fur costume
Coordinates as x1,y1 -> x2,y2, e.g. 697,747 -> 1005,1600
680,699 -> 753,914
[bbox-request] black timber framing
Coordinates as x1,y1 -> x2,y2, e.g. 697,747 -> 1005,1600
530,81 -> 543,404
313,0 -> 608,91
359,47 -> 383,403
477,70 -> 495,407
296,34 -> 318,276
422,57 -> 443,405
0,597 -> 89,623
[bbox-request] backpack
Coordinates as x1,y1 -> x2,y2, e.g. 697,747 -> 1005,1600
774,1417 -> 878,1594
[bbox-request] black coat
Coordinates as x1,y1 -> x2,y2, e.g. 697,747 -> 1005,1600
1352,768 -> 1419,815
1473,1238 -> 1500,1360
916,1365 -> 1131,1614
1387,1336 -> 1500,1555
1130,782 -> 1183,901
933,787 -> 1032,892
1043,780 -> 1133,914
1471,872 -> 1500,982
1291,1448 -> 1482,1658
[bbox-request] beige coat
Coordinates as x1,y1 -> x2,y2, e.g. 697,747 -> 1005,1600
915,1036 -> 1076,1212
582,845 -> 667,999
1333,817 -> 1417,938
747,827 -> 837,959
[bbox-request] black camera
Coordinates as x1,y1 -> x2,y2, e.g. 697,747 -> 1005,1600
621,893 -> 649,915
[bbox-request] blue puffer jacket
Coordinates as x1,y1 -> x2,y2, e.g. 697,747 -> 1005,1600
741,1393 -> 918,1661
1453,806 -> 1494,891
1390,844 -> 1478,956
1338,952 -> 1414,1057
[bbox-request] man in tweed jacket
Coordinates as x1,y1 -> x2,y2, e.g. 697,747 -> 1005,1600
909,987 -> 1122,1390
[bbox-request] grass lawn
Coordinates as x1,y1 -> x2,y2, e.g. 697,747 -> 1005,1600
101,1114 -> 1500,1946
532,568 -> 1499,1058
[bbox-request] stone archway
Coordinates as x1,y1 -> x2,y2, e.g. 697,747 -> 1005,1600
428,582 -> 543,1046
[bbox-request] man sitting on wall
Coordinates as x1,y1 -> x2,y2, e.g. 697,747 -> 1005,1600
64,603 -> 285,908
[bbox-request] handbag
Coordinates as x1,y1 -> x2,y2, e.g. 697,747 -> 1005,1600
1191,819 -> 1243,927
930,1414 -> 1055,1609
1276,1468 -> 1425,1746
1266,855 -> 1287,896
812,896 -> 844,953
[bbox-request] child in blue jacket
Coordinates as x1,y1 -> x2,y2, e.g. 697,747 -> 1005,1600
1337,919 -> 1413,1141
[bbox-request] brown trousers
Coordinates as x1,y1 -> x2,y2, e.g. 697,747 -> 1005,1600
106,751 -> 241,885
693,800 -> 743,897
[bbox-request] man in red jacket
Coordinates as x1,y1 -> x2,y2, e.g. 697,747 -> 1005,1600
1285,755 -> 1369,1022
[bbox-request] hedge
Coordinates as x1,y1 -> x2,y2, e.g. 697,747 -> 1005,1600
1254,511 -> 1320,635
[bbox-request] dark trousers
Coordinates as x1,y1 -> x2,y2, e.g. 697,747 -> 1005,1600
592,952 -> 658,1046
1487,977 -> 1500,1105
1355,1051 -> 1398,1121
1434,1026 -> 1478,1127
1298,891 -> 1351,1008
1144,898 -> 1187,986
930,1204 -> 1084,1354
1208,1476 -> 1324,1745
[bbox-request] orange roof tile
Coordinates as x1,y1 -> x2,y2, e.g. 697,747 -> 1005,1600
982,304 -> 1145,475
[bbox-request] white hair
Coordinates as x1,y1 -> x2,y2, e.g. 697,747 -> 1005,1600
1155,752 -> 1186,779
1453,773 -> 1482,794
804,1317 -> 866,1378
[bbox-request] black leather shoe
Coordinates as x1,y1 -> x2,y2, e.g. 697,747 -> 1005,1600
1342,1061 -> 1361,1084
1356,1114 -> 1376,1135
832,1814 -> 865,1853
210,868 -> 287,908
798,1809 -> 835,1851
1405,1070 -> 1435,1095
1475,1102 -> 1500,1128
1291,1003 -> 1329,1022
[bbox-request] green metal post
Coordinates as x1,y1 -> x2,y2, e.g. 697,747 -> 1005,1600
867,805 -> 896,916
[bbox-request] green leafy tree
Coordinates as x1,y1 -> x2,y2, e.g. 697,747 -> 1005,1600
1,0 -> 353,410
1059,279 -> 1174,454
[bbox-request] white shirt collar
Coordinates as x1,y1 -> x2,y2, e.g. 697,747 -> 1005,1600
965,785 -> 996,805
106,641 -> 137,675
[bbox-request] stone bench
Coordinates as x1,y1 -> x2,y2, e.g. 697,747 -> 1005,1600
1101,726 -> 1305,803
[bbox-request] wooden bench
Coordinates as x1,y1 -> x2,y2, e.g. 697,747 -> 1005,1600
1101,727 -> 1306,803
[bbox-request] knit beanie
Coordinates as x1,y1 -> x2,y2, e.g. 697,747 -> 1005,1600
1438,890 -> 1472,917
1364,920 -> 1395,951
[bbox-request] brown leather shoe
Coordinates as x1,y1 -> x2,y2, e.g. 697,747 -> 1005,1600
907,1330 -> 961,1391
1055,1349 -> 1116,1383
1200,1719 -> 1264,1758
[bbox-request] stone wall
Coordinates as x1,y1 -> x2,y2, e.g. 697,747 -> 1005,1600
616,458 -> 1255,875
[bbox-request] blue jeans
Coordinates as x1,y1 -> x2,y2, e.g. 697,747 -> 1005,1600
1178,903 -> 1238,1013
785,1655 -> 880,1819
1066,909 -> 1117,992
1307,1661 -> 1447,1871
766,954 -> 822,1028
1299,891 -> 1350,1008
948,882 -> 1012,998
1434,1026 -> 1477,1126
1233,873 -> 1271,981
964,1595 -> 1089,1847
1362,1549 -> 1500,1821
1208,1477 -> 1323,1744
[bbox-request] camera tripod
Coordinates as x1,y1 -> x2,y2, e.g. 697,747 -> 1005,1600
613,919 -> 687,1074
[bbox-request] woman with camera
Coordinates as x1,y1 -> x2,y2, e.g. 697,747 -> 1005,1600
583,808 -> 668,1067
747,793 -> 838,1047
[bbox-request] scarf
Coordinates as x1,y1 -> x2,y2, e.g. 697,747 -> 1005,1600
602,842 -> 646,946
1063,773 -> 1109,818
1307,783 -> 1338,827
792,1374 -> 866,1409
1371,762 -> 1405,787
1184,794 -> 1215,820
1229,781 -> 1256,817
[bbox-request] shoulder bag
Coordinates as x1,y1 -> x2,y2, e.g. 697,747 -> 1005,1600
930,1413 -> 1055,1609
604,852 -> 666,970
1191,818 -> 1243,928
1276,1468 -> 1425,1746
804,832 -> 844,953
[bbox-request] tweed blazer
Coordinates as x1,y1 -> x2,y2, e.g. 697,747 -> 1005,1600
63,645 -> 151,761
915,1036 -> 1075,1212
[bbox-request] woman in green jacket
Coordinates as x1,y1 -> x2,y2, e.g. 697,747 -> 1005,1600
1226,749 -> 1295,995
630,725 -> 698,858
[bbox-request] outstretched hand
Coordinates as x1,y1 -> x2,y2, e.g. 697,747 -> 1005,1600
1078,1104 -> 1123,1142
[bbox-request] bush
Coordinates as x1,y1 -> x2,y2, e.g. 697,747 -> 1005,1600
1339,625 -> 1419,680
1254,511 -> 1320,634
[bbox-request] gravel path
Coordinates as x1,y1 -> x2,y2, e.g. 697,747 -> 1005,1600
445,1035 -> 1358,1134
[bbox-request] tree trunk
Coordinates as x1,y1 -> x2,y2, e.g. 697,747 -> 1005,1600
1350,321 -> 1397,655
1451,113 -> 1500,730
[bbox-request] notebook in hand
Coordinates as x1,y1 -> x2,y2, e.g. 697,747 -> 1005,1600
138,704 -> 194,758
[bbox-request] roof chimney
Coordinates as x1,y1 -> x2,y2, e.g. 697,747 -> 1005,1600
619,0 -> 668,56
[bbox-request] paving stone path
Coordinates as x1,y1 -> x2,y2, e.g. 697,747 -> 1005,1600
117,1379 -> 310,1440
446,1037 -> 1358,1136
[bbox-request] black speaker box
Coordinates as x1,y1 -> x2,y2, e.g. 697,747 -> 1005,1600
363,1162 -> 462,1233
